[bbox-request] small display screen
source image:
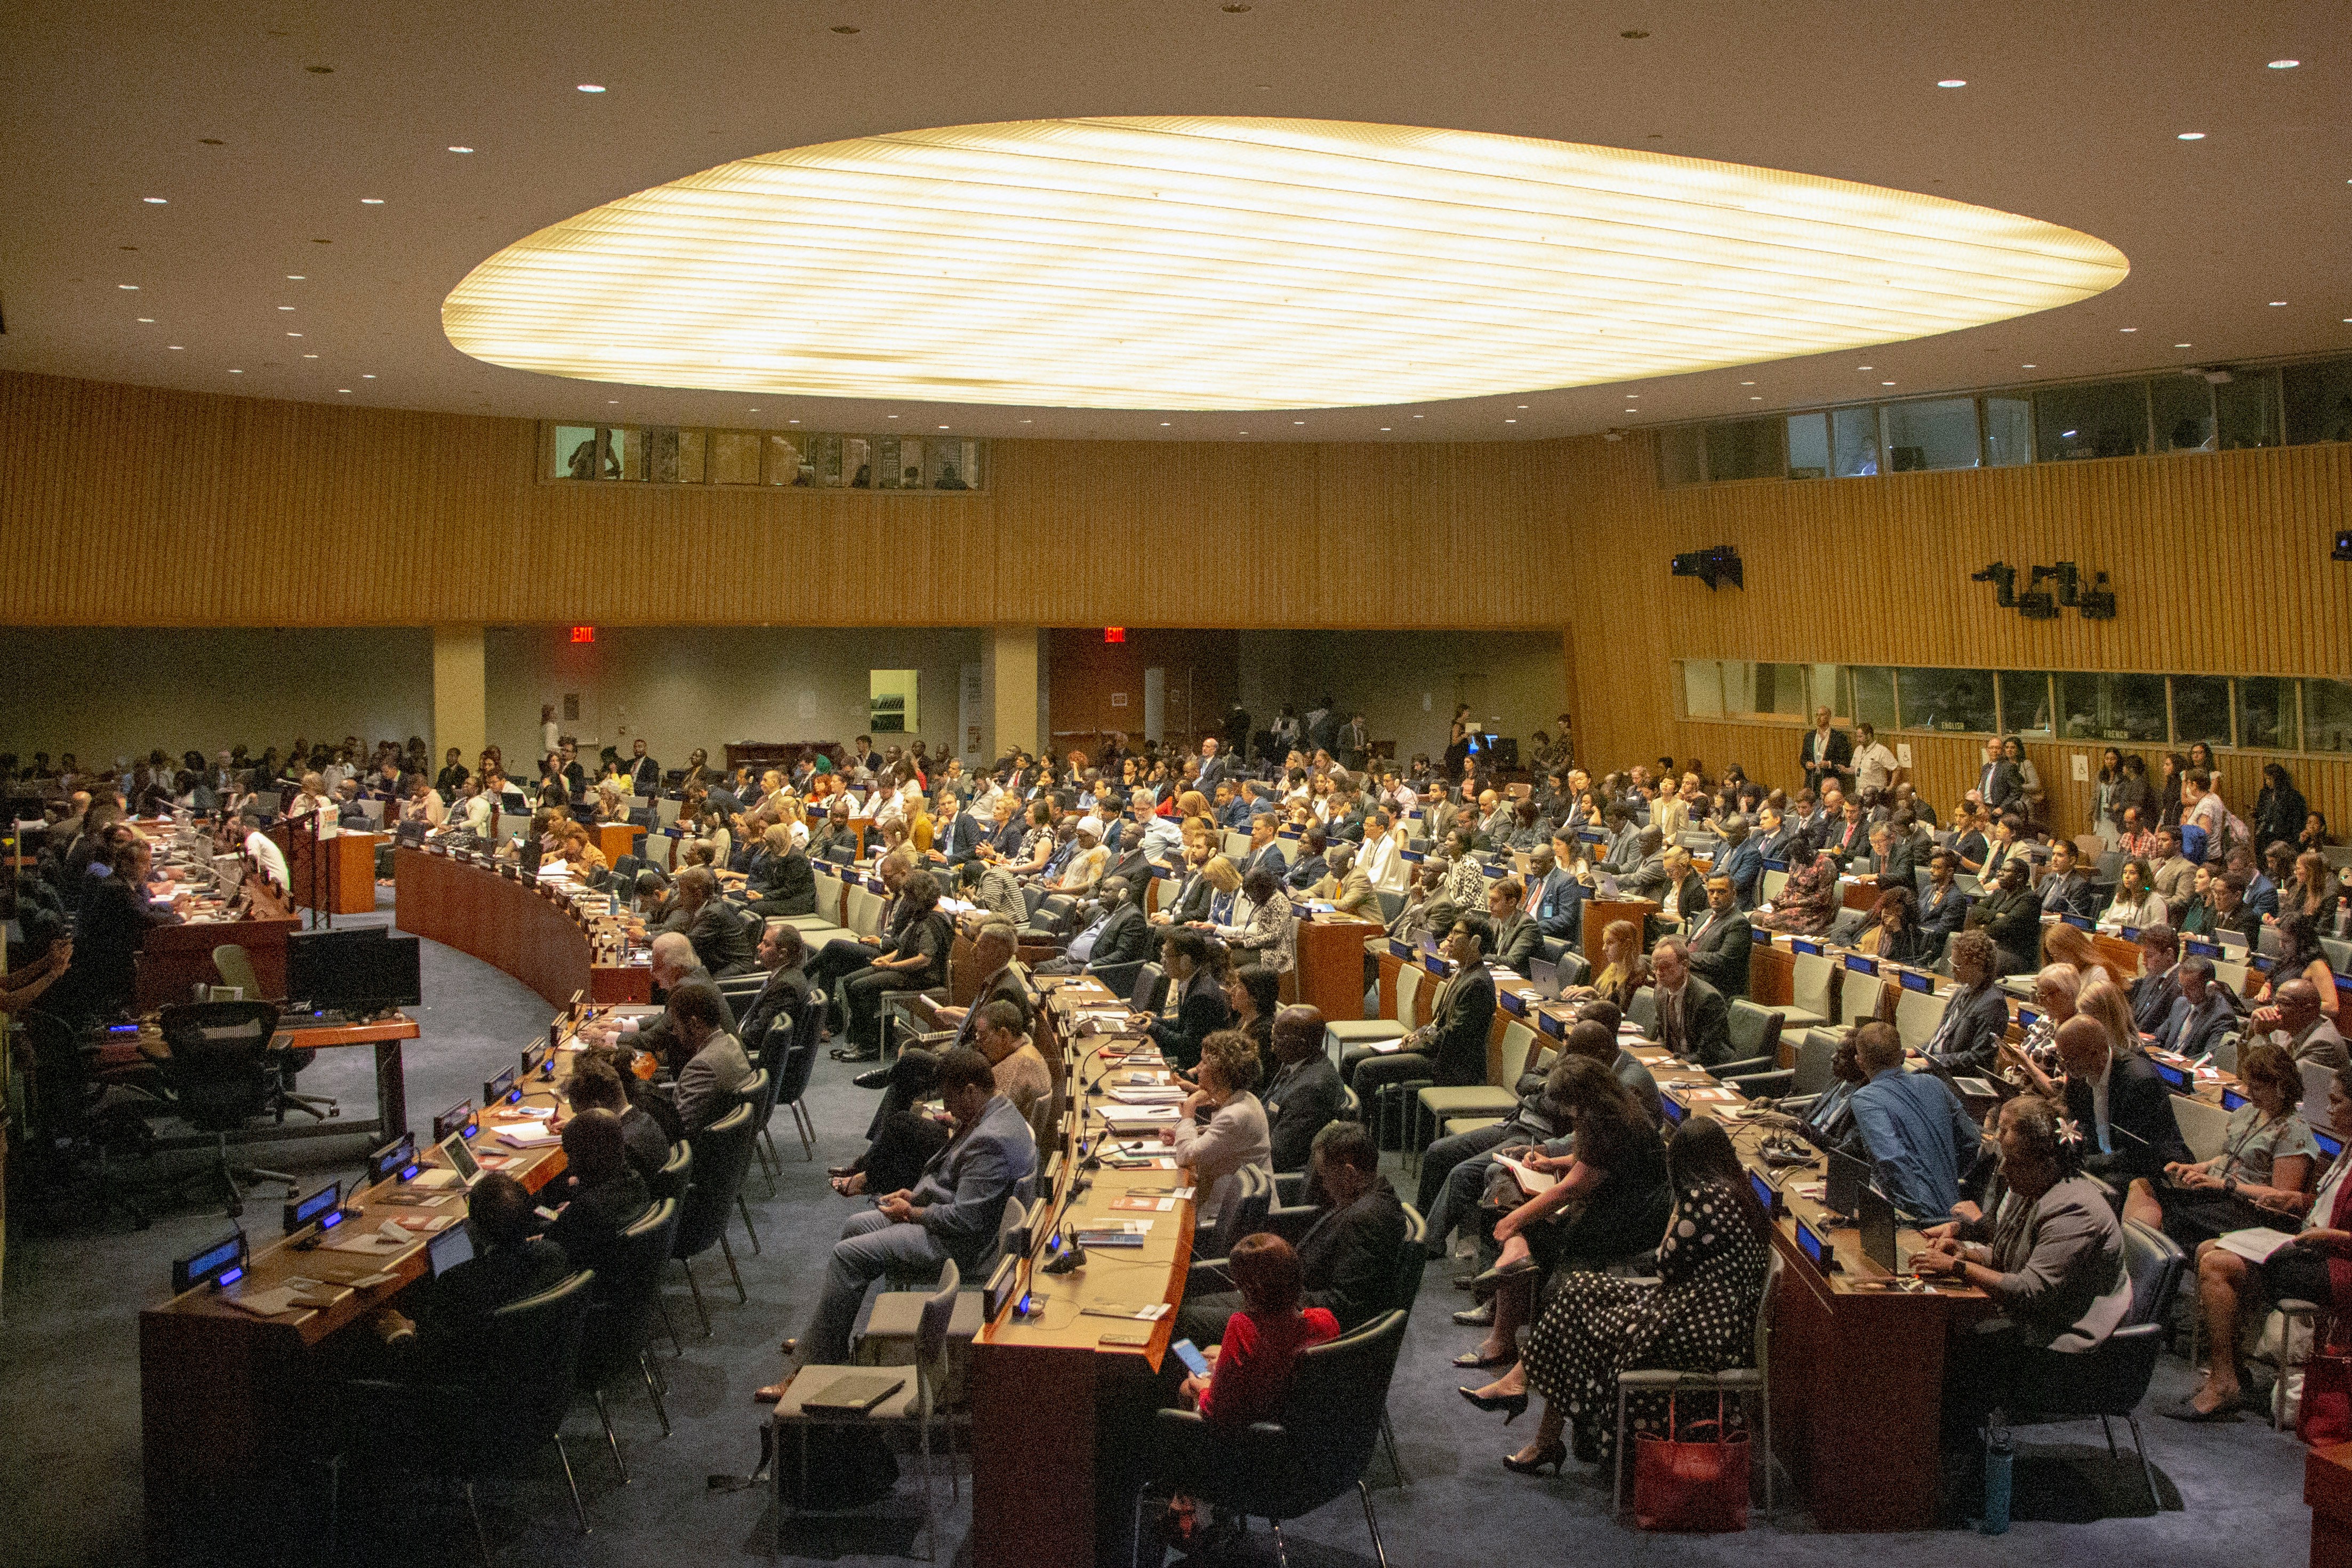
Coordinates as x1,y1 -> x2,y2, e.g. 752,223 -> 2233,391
483,1065 -> 519,1106
1843,954 -> 1877,975
288,1183 -> 342,1229
367,1132 -> 418,1185
1748,1169 -> 1776,1213
1899,970 -> 1933,994
432,1100 -> 476,1144
1795,1218 -> 1827,1267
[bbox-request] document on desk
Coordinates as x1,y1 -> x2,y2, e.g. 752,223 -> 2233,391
496,1123 -> 561,1148
1111,1195 -> 1177,1212
220,1279 -> 349,1318
1107,1086 -> 1185,1105
321,1229 -> 412,1256
1098,1105 -> 1181,1128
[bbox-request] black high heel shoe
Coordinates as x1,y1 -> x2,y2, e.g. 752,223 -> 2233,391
1502,1438 -> 1568,1477
1457,1385 -> 1529,1424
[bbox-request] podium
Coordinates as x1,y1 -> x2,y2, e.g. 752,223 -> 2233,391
1582,896 -> 1661,961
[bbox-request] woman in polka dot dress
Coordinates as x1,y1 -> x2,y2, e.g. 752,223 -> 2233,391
1505,1116 -> 1773,1475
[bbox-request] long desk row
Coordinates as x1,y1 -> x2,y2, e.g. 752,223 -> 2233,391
970,975 -> 1197,1568
140,1010 -> 592,1555
392,846 -> 651,1009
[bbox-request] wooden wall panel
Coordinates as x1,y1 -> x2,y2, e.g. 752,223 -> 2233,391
0,371 -> 1564,631
1561,429 -> 2352,840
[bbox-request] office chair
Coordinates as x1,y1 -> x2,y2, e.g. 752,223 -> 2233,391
575,1196 -> 685,1481
671,1103 -> 759,1334
730,1069 -> 768,1252
212,943 -> 336,1121
330,1268 -> 597,1564
154,1001 -> 298,1216
1139,1309 -> 1406,1568
769,988 -> 824,1161
1614,1250 -> 1784,1516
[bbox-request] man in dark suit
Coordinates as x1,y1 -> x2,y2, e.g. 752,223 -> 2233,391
1864,822 -> 1917,891
1487,878 -> 1542,977
1263,1004 -> 1344,1172
2129,924 -> 2184,1034
734,922 -> 813,1058
2210,872 -> 2263,943
1917,849 -> 1971,953
1819,797 -> 1871,866
1529,839 -> 1588,944
1283,826 -> 1330,893
1649,936 -> 1732,1066
625,932 -> 738,1072
1177,1118 -> 1404,1343
666,980 -> 752,1135
1194,737 -> 1230,794
2157,956 -> 2239,1060
2036,840 -> 2099,920
1972,739 -> 2023,815
1682,874 -> 1753,998
671,865 -> 755,977
1966,857 -> 2042,974
625,738 -> 662,796
2051,1014 -> 2188,1183
1338,713 -> 1370,772
1712,817 -> 1764,909
1037,876 -> 1146,975
1239,813 -> 1286,882
929,792 -> 989,866
1352,914 -> 1499,1099
367,1173 -> 569,1382
1800,706 -> 1852,794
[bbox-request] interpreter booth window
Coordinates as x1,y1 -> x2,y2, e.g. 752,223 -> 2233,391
2217,369 -> 2283,451
2153,376 -> 2215,454
2035,380 -> 2150,463
2282,357 -> 2352,445
1996,672 -> 2057,739
1880,397 -> 1979,472
645,427 -> 701,483
1847,666 -> 1898,732
929,438 -> 983,491
708,431 -> 761,485
2237,677 -> 2299,752
874,437 -> 926,490
553,425 -> 609,480
1830,405 -> 1880,477
765,433 -> 813,486
1982,396 -> 2033,467
1676,661 -> 1811,720
1785,413 -> 1829,479
2058,673 -> 2165,743
1895,669 -> 1994,734
2305,680 -> 2352,754
1656,427 -> 1705,488
1703,417 -> 1783,482
2171,676 -> 2233,752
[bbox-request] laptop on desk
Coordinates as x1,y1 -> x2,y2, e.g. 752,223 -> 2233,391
427,1221 -> 475,1279
1528,957 -> 1562,1001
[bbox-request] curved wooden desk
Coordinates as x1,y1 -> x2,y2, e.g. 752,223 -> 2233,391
392,847 -> 649,1009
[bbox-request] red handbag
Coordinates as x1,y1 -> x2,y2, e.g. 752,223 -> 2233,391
2299,1311 -> 2352,1447
1632,1389 -> 1751,1533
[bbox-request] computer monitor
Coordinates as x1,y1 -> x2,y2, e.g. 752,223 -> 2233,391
427,1221 -> 475,1280
285,930 -> 421,1014
1825,1146 -> 1871,1218
1529,957 -> 1560,1000
1856,1183 -> 1899,1273
520,839 -> 544,878
436,1129 -> 484,1187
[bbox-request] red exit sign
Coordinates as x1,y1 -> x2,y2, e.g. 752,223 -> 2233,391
569,625 -> 596,644
1104,626 -> 1125,644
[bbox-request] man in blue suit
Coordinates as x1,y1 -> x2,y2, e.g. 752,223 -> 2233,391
778,1047 -> 1035,1377
1712,816 -> 1765,909
1529,838 -> 1588,944
929,791 -> 989,866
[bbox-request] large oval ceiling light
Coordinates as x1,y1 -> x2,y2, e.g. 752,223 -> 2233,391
443,117 -> 2127,410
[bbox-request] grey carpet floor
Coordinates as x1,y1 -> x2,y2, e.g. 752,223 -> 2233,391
0,892 -> 2316,1565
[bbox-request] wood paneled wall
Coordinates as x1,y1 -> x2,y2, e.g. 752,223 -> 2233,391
1560,430 -> 2352,839
0,371 -> 1564,631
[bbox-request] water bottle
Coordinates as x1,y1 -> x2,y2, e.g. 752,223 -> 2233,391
1978,1428 -> 2013,1534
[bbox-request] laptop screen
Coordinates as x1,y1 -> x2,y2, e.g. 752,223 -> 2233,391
1857,1183 -> 1898,1272
437,1130 -> 481,1185
1825,1146 -> 1871,1216
427,1223 -> 475,1279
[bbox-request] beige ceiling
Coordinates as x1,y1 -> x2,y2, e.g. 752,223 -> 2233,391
2,0 -> 2345,443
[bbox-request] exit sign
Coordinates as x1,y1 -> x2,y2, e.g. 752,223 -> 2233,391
569,625 -> 596,644
1104,626 -> 1125,644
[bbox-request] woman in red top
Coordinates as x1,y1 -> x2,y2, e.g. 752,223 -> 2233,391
1182,1232 -> 1340,1425
1160,1233 -> 1339,1550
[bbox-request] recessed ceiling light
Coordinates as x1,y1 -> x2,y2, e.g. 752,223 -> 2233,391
118,283 -> 137,290
887,413 -> 898,418
2268,59 -> 2300,69
447,117 -> 2130,411
1159,421 -> 1171,426
286,332 -> 301,337
303,353 -> 318,358
2271,300 -> 2289,306
1626,407 -> 1638,412
1504,418 -> 1516,423
1936,78 -> 1966,87
1412,414 -> 1424,419
1516,404 -> 1528,409
448,146 -> 474,154
278,305 -> 295,311
1881,380 -> 1896,385
2178,132 -> 2206,140
362,373 -> 375,378
2175,342 -> 2192,348
143,196 -> 167,204
2119,326 -> 2137,332
939,424 -> 951,429
2022,363 -> 2036,368
228,368 -> 242,373
168,344 -> 183,350
339,388 -> 352,393
286,275 -> 304,280
1379,425 -> 1390,430
789,418 -> 799,423
137,316 -> 153,323
361,197 -> 384,204
1293,420 -> 1305,425
1739,381 -> 1756,385
608,398 -> 619,404
1749,396 -> 1762,400
1020,417 -> 1032,423
577,84 -> 606,93
1857,365 -> 1872,370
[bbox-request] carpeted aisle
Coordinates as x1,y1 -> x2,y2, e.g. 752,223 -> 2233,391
0,897 -> 2319,1565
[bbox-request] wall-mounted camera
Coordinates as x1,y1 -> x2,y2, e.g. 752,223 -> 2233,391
1970,561 -> 2017,607
1669,545 -> 1743,591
